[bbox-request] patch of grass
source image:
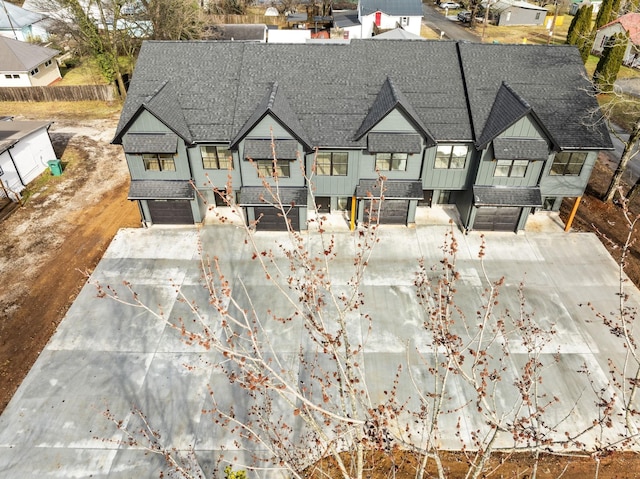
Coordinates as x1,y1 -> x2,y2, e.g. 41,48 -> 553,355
467,14 -> 570,44
421,24 -> 442,39
59,58 -> 109,85
0,101 -> 122,121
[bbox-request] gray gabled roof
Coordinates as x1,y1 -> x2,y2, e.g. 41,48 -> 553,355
114,40 -> 612,152
477,82 -> 534,148
0,36 -> 58,72
0,2 -> 44,30
0,120 -> 52,154
459,43 -> 612,150
359,0 -> 424,16
354,76 -> 435,145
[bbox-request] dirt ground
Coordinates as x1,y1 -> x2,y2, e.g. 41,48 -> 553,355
0,114 -> 139,413
1,115 -> 640,476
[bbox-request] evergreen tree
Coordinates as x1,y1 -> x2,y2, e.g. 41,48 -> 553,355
595,0 -> 614,29
610,0 -> 622,23
593,33 -> 628,92
566,5 -> 592,45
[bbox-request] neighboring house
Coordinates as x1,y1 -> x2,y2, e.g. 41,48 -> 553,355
113,40 -> 612,232
0,1 -> 49,41
483,0 -> 547,26
593,13 -> 640,69
372,27 -> 424,39
569,0 -> 601,15
356,0 -> 423,38
0,36 -> 61,87
0,119 -> 55,199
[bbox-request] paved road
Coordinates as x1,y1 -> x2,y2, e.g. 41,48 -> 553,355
422,2 -> 480,41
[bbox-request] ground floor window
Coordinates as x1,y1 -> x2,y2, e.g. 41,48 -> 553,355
542,196 -> 559,211
435,190 -> 454,204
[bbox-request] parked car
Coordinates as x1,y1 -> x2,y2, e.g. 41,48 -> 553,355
439,2 -> 461,9
457,10 -> 472,21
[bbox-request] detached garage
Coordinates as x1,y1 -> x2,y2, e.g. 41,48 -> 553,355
470,185 -> 542,232
129,180 -> 195,226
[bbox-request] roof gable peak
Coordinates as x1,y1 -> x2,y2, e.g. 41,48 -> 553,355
477,81 -> 531,147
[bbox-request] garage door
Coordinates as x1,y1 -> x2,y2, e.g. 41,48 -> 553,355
148,200 -> 194,225
364,199 -> 409,225
255,207 -> 300,231
473,207 -> 521,232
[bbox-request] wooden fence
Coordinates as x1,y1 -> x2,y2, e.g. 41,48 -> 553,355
0,84 -> 118,102
207,13 -> 283,26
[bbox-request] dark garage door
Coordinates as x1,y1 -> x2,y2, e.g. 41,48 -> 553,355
364,199 -> 409,225
148,200 -> 194,225
255,207 -> 300,231
473,207 -> 521,232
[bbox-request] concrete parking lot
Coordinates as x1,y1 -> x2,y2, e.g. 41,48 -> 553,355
1,216 -> 639,477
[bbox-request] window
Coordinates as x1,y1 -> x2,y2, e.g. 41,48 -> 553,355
316,152 -> 348,176
535,12 -> 541,19
550,152 -> 587,176
400,16 -> 409,26
256,159 -> 290,178
44,60 -> 52,67
143,153 -> 176,171
30,68 -> 39,75
4,75 -> 10,79
435,145 -> 468,169
201,146 -> 232,169
375,153 -> 408,171
494,159 -> 528,177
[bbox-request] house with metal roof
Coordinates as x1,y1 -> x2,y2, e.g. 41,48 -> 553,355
0,119 -> 55,199
0,0 -> 49,42
113,40 -> 612,232
592,13 -> 640,69
481,0 -> 548,26
0,36 -> 60,87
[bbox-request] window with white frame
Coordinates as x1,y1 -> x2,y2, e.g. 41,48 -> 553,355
400,16 -> 409,26
201,146 -> 233,169
434,145 -> 468,169
143,153 -> 176,171
494,159 -> 528,177
316,152 -> 348,176
30,68 -> 39,75
375,153 -> 408,171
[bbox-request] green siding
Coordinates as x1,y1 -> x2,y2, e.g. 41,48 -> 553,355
370,109 -> 419,133
422,144 -> 476,189
190,145 -> 242,192
501,116 -> 546,139
539,151 -> 597,197
307,151 -> 360,197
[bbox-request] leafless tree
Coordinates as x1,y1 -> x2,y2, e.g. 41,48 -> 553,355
93,148 -> 640,478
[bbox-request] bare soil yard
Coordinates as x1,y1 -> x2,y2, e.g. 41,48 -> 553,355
0,110 -> 639,477
0,111 -> 139,413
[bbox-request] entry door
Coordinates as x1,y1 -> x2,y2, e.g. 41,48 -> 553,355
375,11 -> 382,25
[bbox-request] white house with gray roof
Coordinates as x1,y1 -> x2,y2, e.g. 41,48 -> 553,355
113,40 -> 612,232
0,1 -> 49,41
0,36 -> 60,87
354,0 -> 423,38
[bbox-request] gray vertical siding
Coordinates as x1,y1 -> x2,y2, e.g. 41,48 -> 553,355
539,151 -> 597,196
422,145 -> 476,189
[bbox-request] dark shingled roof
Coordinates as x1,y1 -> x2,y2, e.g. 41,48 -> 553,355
239,186 -> 308,206
360,0 -> 423,16
122,133 -> 178,154
114,41 -> 611,152
355,179 -> 423,199
458,43 -> 612,150
473,185 -> 542,207
243,139 -> 299,159
367,133 -> 422,153
492,138 -> 549,161
128,180 -> 195,200
476,82 -> 532,148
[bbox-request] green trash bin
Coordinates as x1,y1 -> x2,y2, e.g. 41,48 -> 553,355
47,159 -> 63,176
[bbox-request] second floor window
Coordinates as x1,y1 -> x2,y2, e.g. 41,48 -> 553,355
201,146 -> 232,169
494,159 -> 528,178
143,153 -> 176,172
435,145 -> 468,169
550,152 -> 587,176
256,159 -> 290,178
375,153 -> 407,171
316,152 -> 348,176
